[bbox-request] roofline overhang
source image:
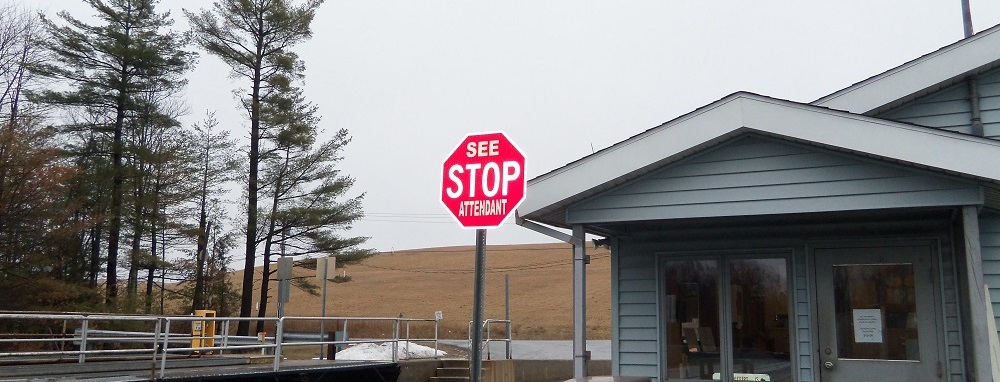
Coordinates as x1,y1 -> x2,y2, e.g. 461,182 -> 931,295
517,93 -> 1000,224
813,23 -> 1000,115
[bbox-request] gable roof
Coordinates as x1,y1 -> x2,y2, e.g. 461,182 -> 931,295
813,23 -> 1000,115
518,92 -> 1000,227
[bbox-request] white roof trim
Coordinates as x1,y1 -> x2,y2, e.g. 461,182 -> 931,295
519,93 -> 1000,219
813,24 -> 1000,114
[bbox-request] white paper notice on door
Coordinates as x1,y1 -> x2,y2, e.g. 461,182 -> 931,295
853,308 -> 883,343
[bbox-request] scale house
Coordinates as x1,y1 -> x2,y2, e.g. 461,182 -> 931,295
517,24 -> 1000,382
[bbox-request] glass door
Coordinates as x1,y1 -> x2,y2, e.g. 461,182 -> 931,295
814,245 -> 941,382
662,255 -> 791,382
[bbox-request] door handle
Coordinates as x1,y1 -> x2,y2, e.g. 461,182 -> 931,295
824,361 -> 834,369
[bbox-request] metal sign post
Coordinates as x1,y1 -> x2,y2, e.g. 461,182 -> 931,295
505,273 -> 511,359
317,257 -> 335,358
470,229 -> 487,382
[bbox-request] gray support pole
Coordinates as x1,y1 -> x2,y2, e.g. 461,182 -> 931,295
962,206 -> 994,382
572,225 -> 588,379
961,0 -> 986,137
470,229 -> 487,382
505,273 -> 511,359
320,259 -> 328,359
961,0 -> 974,38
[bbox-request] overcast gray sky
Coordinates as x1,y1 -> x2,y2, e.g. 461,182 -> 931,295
31,0 -> 1000,252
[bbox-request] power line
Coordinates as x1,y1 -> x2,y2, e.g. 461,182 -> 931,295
365,212 -> 451,218
362,218 -> 456,224
359,212 -> 457,224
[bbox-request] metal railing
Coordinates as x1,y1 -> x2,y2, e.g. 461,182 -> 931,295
468,318 -> 512,360
0,312 -> 443,379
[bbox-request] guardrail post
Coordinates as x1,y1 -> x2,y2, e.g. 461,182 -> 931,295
78,319 -> 88,364
273,318 -> 284,372
160,318 -> 171,378
392,318 -> 399,362
61,319 -> 68,352
485,320 -> 492,360
405,321 -> 410,357
220,320 -> 230,356
151,318 -> 162,373
149,318 -> 162,381
506,320 -> 512,360
341,318 -> 349,359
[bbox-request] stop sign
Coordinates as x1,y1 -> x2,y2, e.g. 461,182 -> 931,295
441,132 -> 526,229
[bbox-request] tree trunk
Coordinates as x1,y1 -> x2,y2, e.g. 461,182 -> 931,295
194,222 -> 210,312
128,184 -> 144,296
255,253 -> 271,333
256,150 -> 287,333
89,221 -> 102,287
145,198 -> 158,314
106,65 -> 129,304
237,59 -> 263,336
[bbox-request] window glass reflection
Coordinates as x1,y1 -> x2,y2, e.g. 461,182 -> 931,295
833,264 -> 918,360
664,260 -> 719,380
730,259 -> 791,382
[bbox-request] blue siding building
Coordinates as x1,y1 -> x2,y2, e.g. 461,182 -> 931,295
518,24 -> 1000,382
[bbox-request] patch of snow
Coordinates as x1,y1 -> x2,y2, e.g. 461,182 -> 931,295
335,341 -> 447,361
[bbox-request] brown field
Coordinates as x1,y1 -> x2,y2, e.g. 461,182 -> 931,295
232,243 -> 612,340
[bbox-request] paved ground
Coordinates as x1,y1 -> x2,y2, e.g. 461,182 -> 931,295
438,340 -> 612,360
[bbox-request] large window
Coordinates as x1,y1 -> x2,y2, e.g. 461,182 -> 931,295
662,255 -> 791,382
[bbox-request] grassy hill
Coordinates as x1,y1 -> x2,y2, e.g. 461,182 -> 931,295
232,243 -> 612,340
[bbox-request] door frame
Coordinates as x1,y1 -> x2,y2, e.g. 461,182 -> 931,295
807,238 -> 946,382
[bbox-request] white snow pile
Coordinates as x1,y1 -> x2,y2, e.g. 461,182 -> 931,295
335,341 -> 447,361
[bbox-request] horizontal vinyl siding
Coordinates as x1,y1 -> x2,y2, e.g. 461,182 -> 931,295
567,136 -> 982,224
876,66 -> 1000,139
616,246 -> 659,380
979,213 -> 1000,344
976,69 -> 1000,139
939,233 -> 967,381
877,82 -> 973,134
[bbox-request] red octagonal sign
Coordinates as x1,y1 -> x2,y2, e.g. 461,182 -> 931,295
441,131 -> 526,229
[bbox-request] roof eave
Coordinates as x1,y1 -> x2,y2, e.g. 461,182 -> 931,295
813,23 -> 1000,114
518,94 -> 1000,224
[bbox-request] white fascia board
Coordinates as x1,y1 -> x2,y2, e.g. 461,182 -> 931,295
743,96 -> 1000,181
518,95 -> 744,217
814,25 -> 1000,114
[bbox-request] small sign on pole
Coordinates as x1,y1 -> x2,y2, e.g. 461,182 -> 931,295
316,257 -> 336,281
276,257 -> 293,318
277,257 -> 293,281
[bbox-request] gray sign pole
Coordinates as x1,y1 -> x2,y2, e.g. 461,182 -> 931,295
320,258 -> 328,359
470,229 -> 487,382
505,273 -> 511,359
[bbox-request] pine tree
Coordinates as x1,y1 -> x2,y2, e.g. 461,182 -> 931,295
186,0 -> 324,335
34,0 -> 193,304
254,85 -> 372,333
187,111 -> 239,312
